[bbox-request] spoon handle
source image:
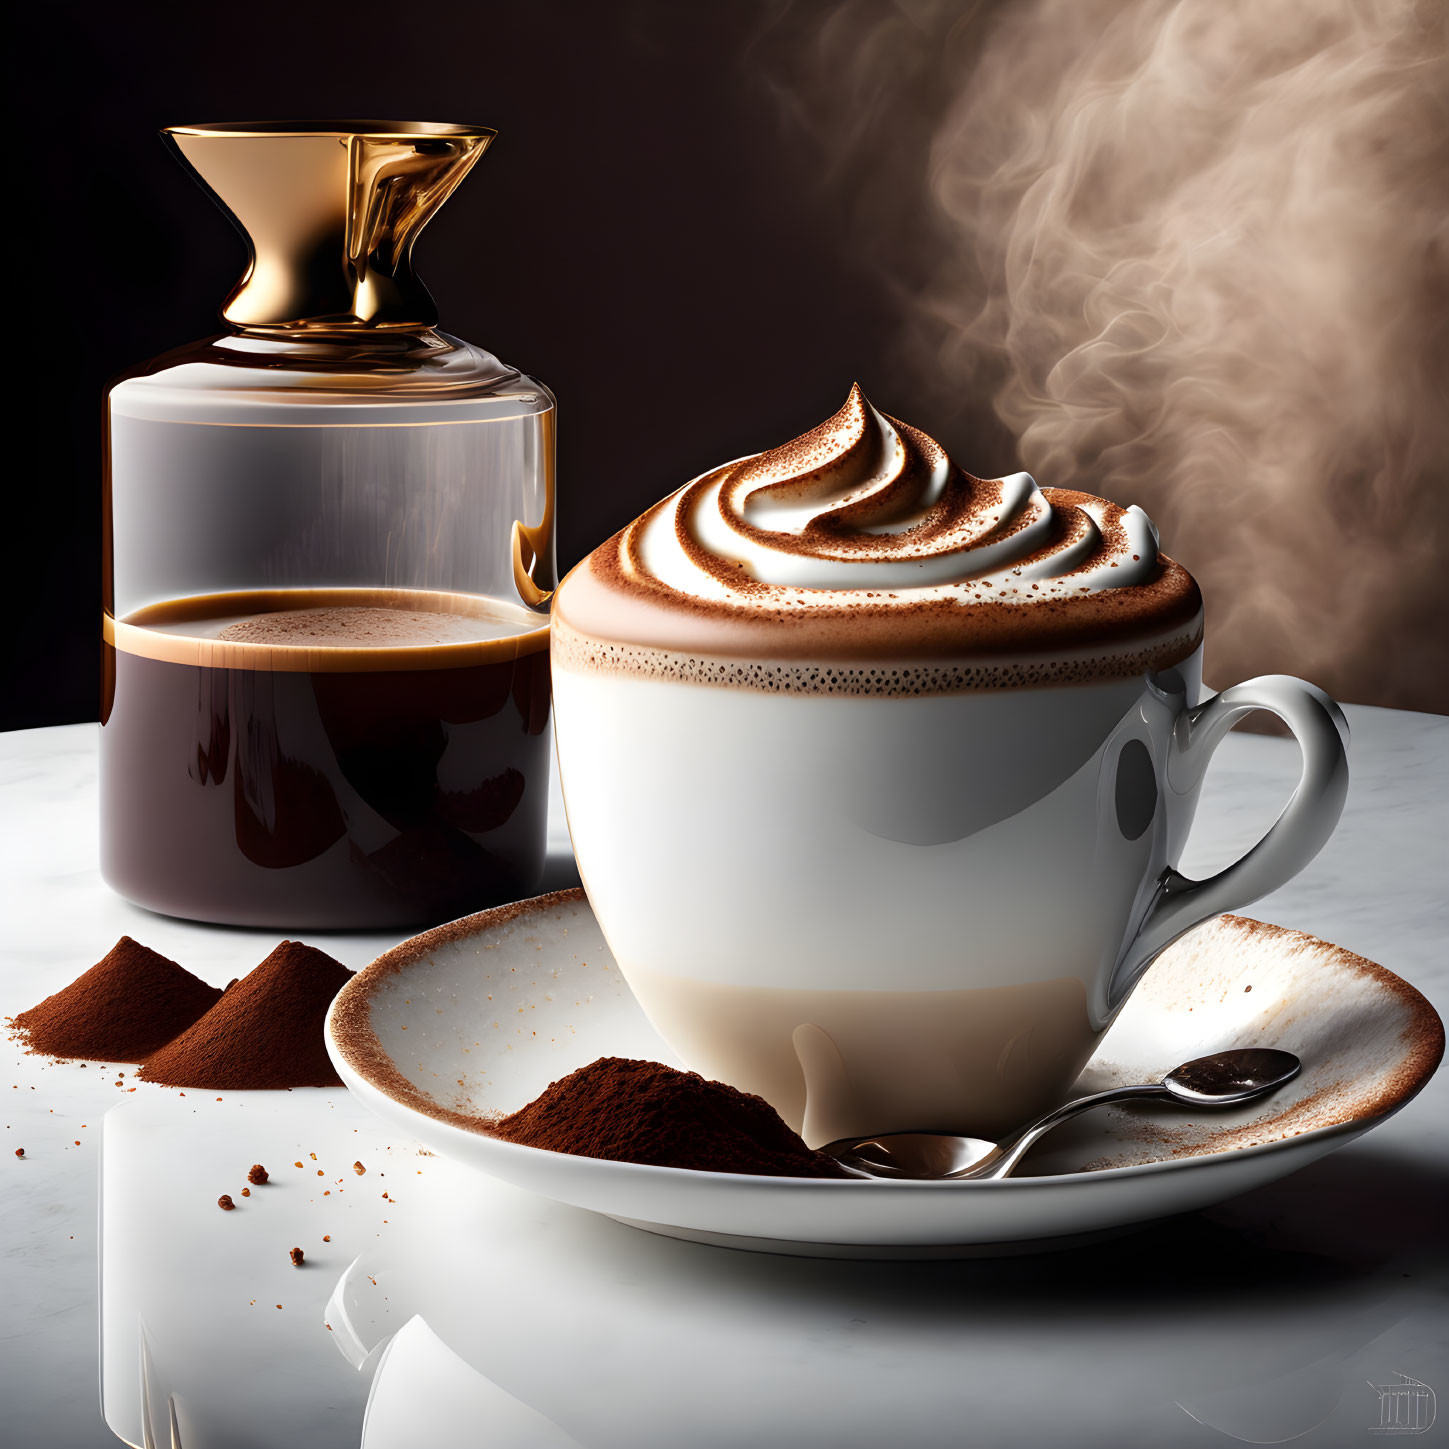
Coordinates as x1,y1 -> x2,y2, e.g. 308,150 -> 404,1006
954,1083 -> 1169,1181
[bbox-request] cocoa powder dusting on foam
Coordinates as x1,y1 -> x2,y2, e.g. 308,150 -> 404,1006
491,1057 -> 849,1178
7,938 -> 223,1063
555,385 -> 1205,689
139,943 -> 352,1090
557,528 -> 1202,690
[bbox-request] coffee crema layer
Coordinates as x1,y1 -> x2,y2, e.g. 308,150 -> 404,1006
554,385 -> 1202,690
106,587 -> 549,673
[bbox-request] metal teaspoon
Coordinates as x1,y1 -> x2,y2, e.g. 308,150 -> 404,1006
822,1048 -> 1301,1182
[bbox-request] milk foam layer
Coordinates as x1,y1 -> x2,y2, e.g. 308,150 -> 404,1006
554,386 -> 1202,688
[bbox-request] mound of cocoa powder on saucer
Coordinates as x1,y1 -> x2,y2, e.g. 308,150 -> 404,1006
491,1057 -> 849,1178
7,937 -> 223,1062
139,942 -> 351,1090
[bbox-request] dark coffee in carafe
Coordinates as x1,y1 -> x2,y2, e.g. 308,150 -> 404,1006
102,589 -> 550,927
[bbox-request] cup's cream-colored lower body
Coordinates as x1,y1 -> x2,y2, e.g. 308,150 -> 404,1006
622,967 -> 1096,1145
553,652 -> 1206,1144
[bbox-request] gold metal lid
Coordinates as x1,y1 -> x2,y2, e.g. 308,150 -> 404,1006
162,121 -> 496,332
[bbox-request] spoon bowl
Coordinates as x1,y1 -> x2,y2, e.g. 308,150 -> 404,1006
826,1132 -> 999,1182
824,1048 -> 1302,1182
1161,1047 -> 1301,1105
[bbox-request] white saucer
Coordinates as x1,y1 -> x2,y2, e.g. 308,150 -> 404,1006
325,889 -> 1441,1258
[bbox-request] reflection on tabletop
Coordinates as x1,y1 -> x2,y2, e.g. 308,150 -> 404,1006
101,1090 -> 1446,1449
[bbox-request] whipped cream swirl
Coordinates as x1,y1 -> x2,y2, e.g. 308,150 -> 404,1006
631,384 -> 1160,606
555,385 -> 1203,689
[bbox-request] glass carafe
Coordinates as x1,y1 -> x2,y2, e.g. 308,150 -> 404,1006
101,122 -> 556,928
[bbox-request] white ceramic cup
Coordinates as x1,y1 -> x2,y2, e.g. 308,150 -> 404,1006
552,644 -> 1349,1145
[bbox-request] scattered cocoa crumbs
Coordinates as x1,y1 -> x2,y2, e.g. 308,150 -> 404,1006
322,1235 -> 331,1242
14,1148 -> 23,1158
7,938 -> 222,1062
139,942 -> 352,1089
290,1248 -> 305,1267
492,1057 -> 849,1178
218,1195 -> 236,1211
241,1187 -> 250,1197
247,1164 -> 269,1185
353,1161 -> 366,1175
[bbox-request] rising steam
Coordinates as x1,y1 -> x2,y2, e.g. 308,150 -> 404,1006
758,0 -> 1449,709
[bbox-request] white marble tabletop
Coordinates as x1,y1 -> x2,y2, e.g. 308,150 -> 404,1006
2,711 -> 1446,1448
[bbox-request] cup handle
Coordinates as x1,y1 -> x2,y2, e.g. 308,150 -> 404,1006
1106,675 -> 1350,1012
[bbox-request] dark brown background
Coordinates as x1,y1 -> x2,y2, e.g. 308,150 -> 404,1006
7,0 -> 1444,729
